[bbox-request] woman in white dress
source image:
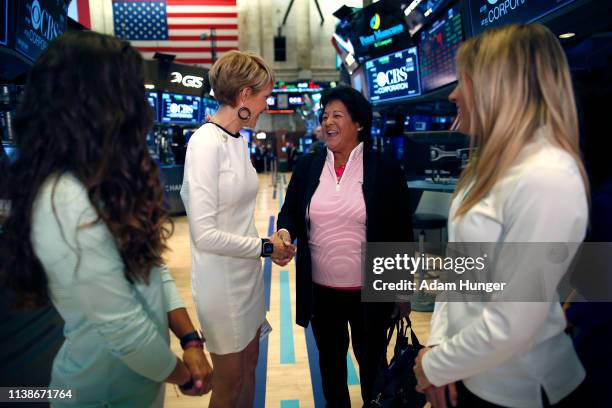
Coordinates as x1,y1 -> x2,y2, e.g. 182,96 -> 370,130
181,51 -> 294,407
413,24 -> 589,407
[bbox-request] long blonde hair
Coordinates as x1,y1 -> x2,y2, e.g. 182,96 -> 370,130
453,24 -> 589,218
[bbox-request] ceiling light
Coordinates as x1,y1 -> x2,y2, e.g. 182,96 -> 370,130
559,32 -> 575,39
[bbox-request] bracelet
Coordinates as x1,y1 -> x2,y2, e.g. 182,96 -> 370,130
183,340 -> 204,350
180,330 -> 205,350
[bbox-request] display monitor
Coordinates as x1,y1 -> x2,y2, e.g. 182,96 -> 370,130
403,131 -> 469,180
14,0 -> 67,61
404,0 -> 452,35
2,143 -> 18,163
160,93 -> 201,124
364,47 -> 421,104
467,0 -> 576,35
202,97 -> 219,121
147,92 -> 159,122
418,4 -> 464,93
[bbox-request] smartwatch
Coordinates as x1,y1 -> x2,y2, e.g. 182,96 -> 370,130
261,238 -> 274,257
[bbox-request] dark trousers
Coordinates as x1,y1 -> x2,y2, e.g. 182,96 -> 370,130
310,284 -> 392,407
455,380 -> 585,408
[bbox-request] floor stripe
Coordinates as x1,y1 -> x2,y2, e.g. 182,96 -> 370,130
254,334 -> 269,408
254,214 -> 275,408
279,271 -> 295,364
347,353 -> 360,385
264,215 -> 274,311
281,400 -> 299,408
305,325 -> 326,408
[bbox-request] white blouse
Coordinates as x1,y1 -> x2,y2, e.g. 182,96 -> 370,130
422,130 -> 588,407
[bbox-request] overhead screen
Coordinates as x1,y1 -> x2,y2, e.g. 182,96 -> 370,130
147,92 -> 159,122
418,4 -> 464,93
365,47 -> 421,104
467,0 -> 576,35
160,93 -> 201,124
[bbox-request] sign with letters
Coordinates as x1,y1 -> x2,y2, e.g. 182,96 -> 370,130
468,0 -> 576,35
14,0 -> 66,61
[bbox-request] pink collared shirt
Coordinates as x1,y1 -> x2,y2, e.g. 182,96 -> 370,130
308,143 -> 366,289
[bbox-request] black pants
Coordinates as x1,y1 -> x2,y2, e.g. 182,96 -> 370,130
455,380 -> 585,408
310,284 -> 393,407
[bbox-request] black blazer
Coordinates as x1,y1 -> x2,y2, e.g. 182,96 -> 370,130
277,146 -> 414,327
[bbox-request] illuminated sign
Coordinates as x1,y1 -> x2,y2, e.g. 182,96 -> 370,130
170,72 -> 204,89
468,0 -> 576,35
15,0 -> 67,61
365,47 -> 421,104
1,0 -> 7,46
160,93 -> 201,124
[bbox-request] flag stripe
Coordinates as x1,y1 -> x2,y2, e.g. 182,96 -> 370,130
132,40 -> 237,47
167,12 -> 237,17
167,23 -> 238,29
76,0 -> 91,29
166,35 -> 238,41
137,46 -> 237,52
167,5 -> 237,12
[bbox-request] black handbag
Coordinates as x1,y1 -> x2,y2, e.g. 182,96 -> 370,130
370,317 -> 427,408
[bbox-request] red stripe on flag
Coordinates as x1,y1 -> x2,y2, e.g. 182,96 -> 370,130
167,12 -> 238,18
76,0 -> 91,29
137,47 -> 237,52
168,24 -> 238,30
167,35 -> 238,41
174,58 -> 215,64
167,0 -> 236,5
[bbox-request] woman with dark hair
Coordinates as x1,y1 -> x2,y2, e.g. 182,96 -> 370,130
275,85 -> 413,406
0,31 -> 211,407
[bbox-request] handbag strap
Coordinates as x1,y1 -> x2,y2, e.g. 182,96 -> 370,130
386,316 -> 421,348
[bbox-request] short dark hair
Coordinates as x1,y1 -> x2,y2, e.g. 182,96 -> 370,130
320,86 -> 373,145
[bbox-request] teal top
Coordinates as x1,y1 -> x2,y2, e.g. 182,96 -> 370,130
30,173 -> 185,408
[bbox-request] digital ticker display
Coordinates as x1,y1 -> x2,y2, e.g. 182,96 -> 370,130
160,93 -> 201,124
364,47 -> 421,104
418,4 -> 464,93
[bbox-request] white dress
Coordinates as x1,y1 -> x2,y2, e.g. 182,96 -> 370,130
181,123 -> 264,355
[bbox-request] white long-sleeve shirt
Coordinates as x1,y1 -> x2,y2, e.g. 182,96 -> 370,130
422,129 -> 588,408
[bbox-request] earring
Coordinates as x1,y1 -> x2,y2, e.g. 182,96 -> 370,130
238,106 -> 252,121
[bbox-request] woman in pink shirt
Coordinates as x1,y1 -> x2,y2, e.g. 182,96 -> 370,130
276,86 -> 413,406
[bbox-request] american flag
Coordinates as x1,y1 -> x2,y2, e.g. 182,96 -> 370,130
112,0 -> 239,67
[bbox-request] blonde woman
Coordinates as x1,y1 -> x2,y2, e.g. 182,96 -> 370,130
413,24 -> 589,408
180,51 -> 294,407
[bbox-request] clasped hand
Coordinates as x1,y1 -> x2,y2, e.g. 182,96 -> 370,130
270,230 -> 295,266
181,347 -> 213,396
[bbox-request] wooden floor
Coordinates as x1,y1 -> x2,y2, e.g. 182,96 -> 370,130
163,173 -> 432,407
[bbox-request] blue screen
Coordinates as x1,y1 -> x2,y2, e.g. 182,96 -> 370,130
160,93 -> 201,124
2,144 -> 18,162
364,47 -> 421,104
468,0 -> 576,35
146,92 -> 159,122
202,97 -> 219,121
418,4 -> 463,93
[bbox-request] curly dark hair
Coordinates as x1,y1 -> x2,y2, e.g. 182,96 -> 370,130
1,31 -> 172,309
320,85 -> 373,146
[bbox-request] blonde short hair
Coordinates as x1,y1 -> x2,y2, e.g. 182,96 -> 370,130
208,50 -> 275,107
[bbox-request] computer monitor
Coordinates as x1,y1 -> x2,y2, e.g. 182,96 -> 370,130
418,4 -> 464,93
2,143 -> 18,163
147,92 -> 159,122
160,93 -> 201,124
364,47 -> 421,104
202,96 -> 219,121
403,131 -> 469,180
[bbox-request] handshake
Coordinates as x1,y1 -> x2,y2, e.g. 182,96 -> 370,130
268,230 -> 296,267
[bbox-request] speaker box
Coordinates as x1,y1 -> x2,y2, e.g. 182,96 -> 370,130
274,36 -> 286,61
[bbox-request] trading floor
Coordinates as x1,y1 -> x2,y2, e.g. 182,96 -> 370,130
163,173 -> 432,407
